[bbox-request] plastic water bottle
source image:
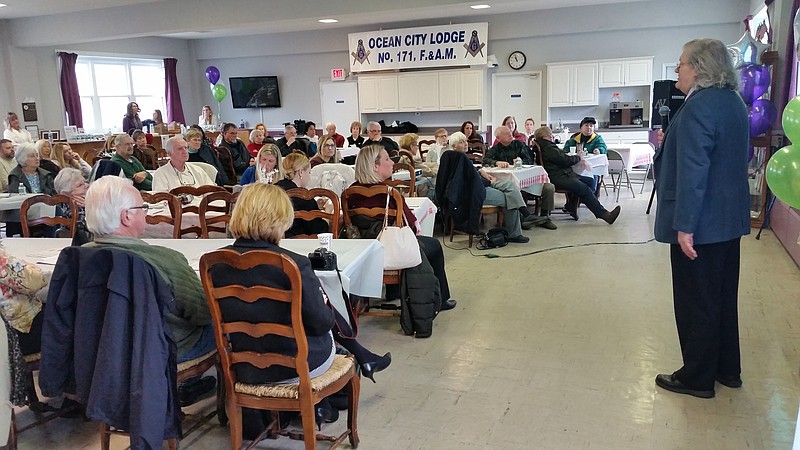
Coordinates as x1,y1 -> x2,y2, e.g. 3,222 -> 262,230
18,183 -> 26,195
239,119 -> 245,129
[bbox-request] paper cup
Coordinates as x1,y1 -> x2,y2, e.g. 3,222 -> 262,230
318,233 -> 333,250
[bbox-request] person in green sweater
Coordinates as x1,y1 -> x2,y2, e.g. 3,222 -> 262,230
561,116 -> 607,196
83,175 -> 215,405
110,133 -> 152,191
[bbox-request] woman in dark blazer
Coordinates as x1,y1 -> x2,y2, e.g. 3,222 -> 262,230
8,143 -> 56,195
653,39 -> 750,399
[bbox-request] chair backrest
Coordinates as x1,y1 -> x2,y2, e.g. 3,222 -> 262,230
141,192 -> 183,239
20,194 -> 78,238
341,184 -> 405,228
199,190 -> 239,238
418,139 -> 435,160
285,188 -> 340,239
308,163 -> 356,197
387,162 -> 416,197
398,150 -> 416,168
467,139 -> 486,157
529,140 -> 544,165
606,148 -> 626,172
187,161 -> 218,183
214,145 -> 237,184
169,185 -> 227,237
155,149 -> 169,167
198,249 -> 313,395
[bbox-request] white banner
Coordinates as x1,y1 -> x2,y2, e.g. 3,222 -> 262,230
348,23 -> 488,73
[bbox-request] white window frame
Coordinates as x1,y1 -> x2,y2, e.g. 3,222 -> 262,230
76,55 -> 165,133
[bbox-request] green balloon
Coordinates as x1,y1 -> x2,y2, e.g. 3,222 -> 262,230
211,84 -> 227,103
766,145 -> 800,209
783,96 -> 800,143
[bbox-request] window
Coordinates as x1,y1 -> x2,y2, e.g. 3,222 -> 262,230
75,56 -> 165,133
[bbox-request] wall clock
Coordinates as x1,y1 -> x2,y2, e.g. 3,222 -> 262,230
508,51 -> 526,70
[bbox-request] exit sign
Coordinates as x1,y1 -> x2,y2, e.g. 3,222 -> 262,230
331,68 -> 346,81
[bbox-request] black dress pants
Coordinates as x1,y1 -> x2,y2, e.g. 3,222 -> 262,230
554,175 -> 608,218
670,238 -> 742,390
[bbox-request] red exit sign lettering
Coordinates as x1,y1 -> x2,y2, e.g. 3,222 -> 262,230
331,68 -> 346,81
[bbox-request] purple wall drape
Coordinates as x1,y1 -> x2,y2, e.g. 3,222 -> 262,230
164,58 -> 186,125
58,52 -> 83,128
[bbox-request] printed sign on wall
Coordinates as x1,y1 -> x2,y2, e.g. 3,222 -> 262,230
349,22 -> 488,73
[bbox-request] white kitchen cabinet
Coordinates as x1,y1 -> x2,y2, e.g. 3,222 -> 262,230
459,70 -> 483,109
398,72 -> 439,111
439,70 -> 483,110
358,75 -> 398,113
598,58 -> 653,88
547,63 -> 598,107
601,130 -> 650,145
438,71 -> 460,110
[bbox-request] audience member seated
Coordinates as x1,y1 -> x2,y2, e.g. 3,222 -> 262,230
349,145 -> 456,312
398,133 -> 436,198
491,116 -> 527,147
305,121 -> 319,154
309,135 -> 341,168
275,124 -> 309,157
111,133 -> 152,191
362,121 -> 399,153
3,112 -> 33,145
485,126 -> 558,230
101,134 -> 118,157
122,101 -> 142,136
425,128 -> 449,165
0,139 -> 17,192
132,129 -> 157,170
325,122 -> 346,148
240,143 -> 284,186
53,168 -> 90,241
253,123 -> 276,145
561,116 -> 607,193
0,238 -> 48,357
83,176 -> 217,404
187,126 -> 229,185
246,129 -> 266,158
444,132 -> 540,243
52,143 -> 92,179
153,136 -> 215,191
217,123 -> 251,174
9,143 -> 56,195
198,105 -> 217,130
35,139 -> 61,175
523,118 -> 536,141
347,121 -> 364,148
460,120 -> 483,144
535,126 -> 620,224
276,153 -> 329,238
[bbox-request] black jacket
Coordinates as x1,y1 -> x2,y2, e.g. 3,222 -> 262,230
275,179 -> 329,238
400,247 -> 440,338
435,151 -> 486,235
189,143 -> 229,185
536,137 -> 582,186
211,239 -> 335,383
275,137 -> 310,157
40,247 -> 180,450
8,166 -> 56,195
218,139 -> 250,174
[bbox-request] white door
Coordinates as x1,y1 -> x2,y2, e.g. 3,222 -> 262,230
320,81 -> 359,133
492,71 -> 543,129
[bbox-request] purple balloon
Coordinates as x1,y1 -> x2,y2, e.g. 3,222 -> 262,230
205,66 -> 220,85
739,63 -> 771,105
749,99 -> 777,137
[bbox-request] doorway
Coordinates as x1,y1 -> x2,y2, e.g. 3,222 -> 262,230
491,71 -> 543,132
320,80 -> 359,134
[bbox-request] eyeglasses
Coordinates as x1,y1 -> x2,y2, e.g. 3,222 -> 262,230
323,143 -> 336,148
127,204 -> 150,211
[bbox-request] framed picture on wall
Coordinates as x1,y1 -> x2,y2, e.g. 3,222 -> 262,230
662,63 -> 677,81
49,130 -> 60,141
25,125 -> 39,137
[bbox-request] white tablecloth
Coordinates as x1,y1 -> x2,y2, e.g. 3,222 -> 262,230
1,237 -> 384,326
483,165 -> 550,195
573,154 -> 609,177
338,147 -> 359,159
608,143 -> 654,171
0,193 -> 57,223
404,196 -> 437,237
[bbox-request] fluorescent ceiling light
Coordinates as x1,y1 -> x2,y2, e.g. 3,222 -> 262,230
470,4 -> 491,9
0,4 -> 7,7
318,19 -> 338,24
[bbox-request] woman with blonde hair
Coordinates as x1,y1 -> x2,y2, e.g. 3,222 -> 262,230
52,143 -> 92,179
240,143 -> 283,185
3,112 -> 33,144
34,139 -> 60,174
309,134 -> 341,167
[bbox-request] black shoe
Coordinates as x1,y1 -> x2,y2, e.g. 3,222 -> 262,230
536,219 -> 557,230
507,235 -> 530,243
179,376 -> 216,407
655,373 -> 715,399
522,215 -> 547,225
328,393 -> 350,411
602,206 -> 621,224
440,299 -> 457,311
315,402 -> 338,430
568,209 -> 579,220
361,352 -> 392,383
59,398 -> 85,418
716,375 -> 742,388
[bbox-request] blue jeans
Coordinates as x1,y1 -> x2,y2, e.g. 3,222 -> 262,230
177,324 -> 216,363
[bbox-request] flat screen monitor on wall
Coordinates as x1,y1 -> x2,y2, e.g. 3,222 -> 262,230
230,76 -> 281,108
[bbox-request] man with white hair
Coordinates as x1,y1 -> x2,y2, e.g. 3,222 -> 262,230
152,136 -> 214,191
82,176 -> 217,404
325,122 -> 345,148
362,121 -> 399,152
275,124 -> 309,156
110,133 -> 152,191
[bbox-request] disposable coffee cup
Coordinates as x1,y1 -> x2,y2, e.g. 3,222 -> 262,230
318,233 -> 333,250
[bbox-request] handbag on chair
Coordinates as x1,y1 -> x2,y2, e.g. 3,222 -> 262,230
378,186 -> 422,270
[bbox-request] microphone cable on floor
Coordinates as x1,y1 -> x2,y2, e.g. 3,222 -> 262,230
440,235 -> 657,258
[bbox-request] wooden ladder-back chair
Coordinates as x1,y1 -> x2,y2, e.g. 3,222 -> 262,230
214,145 -> 238,185
341,185 -> 405,315
417,139 -> 434,161
467,139 -> 486,158
199,250 -> 360,450
20,194 -> 77,238
285,188 -> 341,239
141,192 -> 183,239
155,149 -> 170,167
169,185 -> 227,238
198,190 -> 239,238
397,150 -> 415,168
387,162 -> 416,197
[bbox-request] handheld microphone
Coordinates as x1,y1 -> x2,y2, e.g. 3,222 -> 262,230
659,105 -> 671,131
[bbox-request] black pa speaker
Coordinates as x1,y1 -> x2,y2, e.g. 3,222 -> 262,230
651,80 -> 685,129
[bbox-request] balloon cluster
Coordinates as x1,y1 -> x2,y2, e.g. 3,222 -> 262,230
205,66 -> 227,103
728,32 -> 775,141
765,98 -> 800,209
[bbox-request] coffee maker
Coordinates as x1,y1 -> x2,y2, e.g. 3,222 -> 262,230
609,101 -> 644,128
